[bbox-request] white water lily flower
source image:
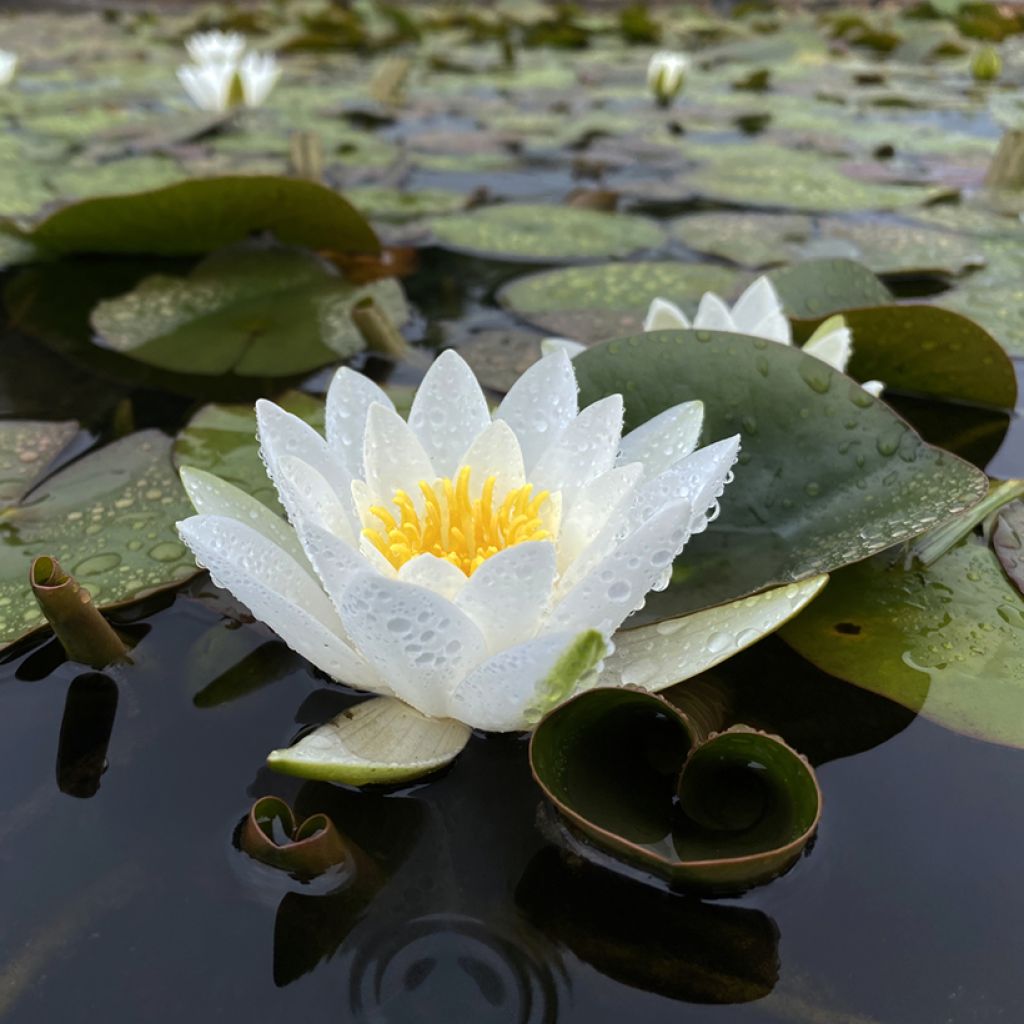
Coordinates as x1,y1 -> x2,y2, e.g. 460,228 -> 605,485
0,50 -> 18,87
237,51 -> 281,108
177,351 -> 825,784
647,51 -> 688,106
177,61 -> 235,113
185,30 -> 246,67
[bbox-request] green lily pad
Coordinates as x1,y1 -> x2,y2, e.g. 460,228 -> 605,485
670,211 -> 812,269
498,261 -> 741,341
427,204 -> 665,264
993,501 -> 1024,599
933,282 -> 1024,357
574,330 -> 988,620
530,687 -> 821,892
347,185 -> 467,223
769,258 -> 893,318
781,536 -> 1024,749
7,176 -> 379,257
0,425 -> 199,648
89,244 -> 407,377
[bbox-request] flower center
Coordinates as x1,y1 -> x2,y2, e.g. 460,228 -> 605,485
362,466 -> 550,576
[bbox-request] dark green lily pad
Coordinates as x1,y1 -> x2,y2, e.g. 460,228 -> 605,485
498,261 -> 741,341
530,687 -> 821,893
574,330 -> 988,620
781,536 -> 1024,749
670,212 -> 812,269
7,176 -> 380,257
768,258 -> 893,318
0,425 -> 198,648
89,244 -> 406,377
427,204 -> 665,263
994,501 -> 1024,598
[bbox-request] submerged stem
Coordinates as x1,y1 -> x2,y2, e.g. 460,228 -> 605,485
30,556 -> 130,668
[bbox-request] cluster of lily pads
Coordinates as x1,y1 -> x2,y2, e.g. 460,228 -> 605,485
0,0 -> 1022,896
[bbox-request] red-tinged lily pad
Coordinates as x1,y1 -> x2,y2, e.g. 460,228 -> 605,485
240,795 -> 349,878
529,687 -> 821,894
994,500 -> 1024,598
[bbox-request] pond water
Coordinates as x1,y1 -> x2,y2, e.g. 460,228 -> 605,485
2,3 -> 1024,1021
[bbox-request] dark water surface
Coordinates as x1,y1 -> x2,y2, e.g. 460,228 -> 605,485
0,258 -> 1022,1023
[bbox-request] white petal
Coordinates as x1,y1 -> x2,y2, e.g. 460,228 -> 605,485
179,466 -> 305,565
256,399 -> 352,528
238,51 -> 279,108
289,517 -> 370,615
276,455 -> 357,543
177,515 -> 381,690
446,631 -> 602,732
267,696 -> 471,785
408,350 -> 491,477
326,367 -> 395,481
616,400 -> 704,475
398,554 -> 468,601
692,292 -> 736,333
541,337 -> 586,358
459,419 -> 526,501
177,63 -> 233,112
557,463 -> 643,572
495,349 -> 578,472
530,395 -> 623,507
803,322 -> 852,372
730,275 -> 784,332
362,403 -> 435,509
861,379 -> 885,397
748,309 -> 792,345
338,574 -> 487,718
546,498 -> 692,638
643,297 -> 690,332
455,541 -> 557,653
600,576 -> 829,690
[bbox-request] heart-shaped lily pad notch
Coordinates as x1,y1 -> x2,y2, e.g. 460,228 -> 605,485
6,175 -> 380,257
0,423 -> 198,648
573,330 -> 988,621
498,261 -> 741,342
530,687 -> 821,894
427,204 -> 665,264
89,243 -> 407,377
240,796 -> 349,878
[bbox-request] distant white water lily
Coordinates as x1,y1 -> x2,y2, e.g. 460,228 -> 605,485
544,275 -> 884,396
177,32 -> 280,112
647,51 -> 688,106
177,352 -> 824,783
0,50 -> 18,87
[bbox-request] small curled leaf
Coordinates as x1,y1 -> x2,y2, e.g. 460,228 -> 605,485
240,796 -> 349,878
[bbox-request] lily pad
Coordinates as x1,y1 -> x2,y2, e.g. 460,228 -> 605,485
498,261 -> 741,341
240,796 -> 350,878
994,502 -> 1024,598
7,176 -> 380,257
0,425 -> 198,648
89,244 -> 407,377
573,330 -> 988,620
427,204 -> 665,263
933,283 -> 1024,357
670,211 -> 812,269
781,536 -> 1024,749
768,258 -> 893,318
530,687 -> 821,892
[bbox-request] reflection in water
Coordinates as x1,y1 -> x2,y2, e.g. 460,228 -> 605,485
56,672 -> 118,798
518,847 -> 779,1005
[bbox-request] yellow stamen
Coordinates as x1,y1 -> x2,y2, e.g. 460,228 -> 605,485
362,466 -> 550,576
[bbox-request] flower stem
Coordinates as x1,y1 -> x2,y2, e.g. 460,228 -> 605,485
351,296 -> 410,359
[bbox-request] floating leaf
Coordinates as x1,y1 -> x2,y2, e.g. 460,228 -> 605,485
427,204 -> 665,263
994,501 -> 1024,597
781,537 -> 1024,748
498,261 -> 741,341
530,687 -> 821,893
89,244 -> 407,377
7,176 -> 379,257
573,331 -> 987,620
240,796 -> 350,878
670,211 -> 812,269
933,282 -> 1024,358
768,258 -> 892,318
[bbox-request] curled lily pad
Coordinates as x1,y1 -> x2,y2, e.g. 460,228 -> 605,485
767,258 -> 892,318
427,204 -> 665,263
530,687 -> 821,893
0,424 -> 198,648
89,244 -> 407,377
6,176 -> 379,257
240,796 -> 349,878
497,261 -> 741,342
994,501 -> 1024,597
781,535 -> 1024,749
574,330 -> 987,620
